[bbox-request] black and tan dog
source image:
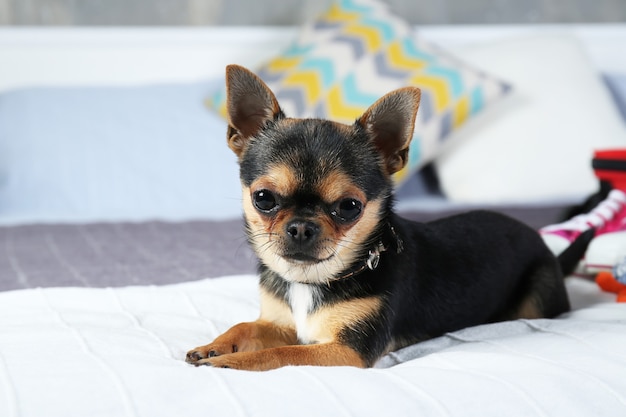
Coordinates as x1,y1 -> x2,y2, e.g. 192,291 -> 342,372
186,65 -> 588,371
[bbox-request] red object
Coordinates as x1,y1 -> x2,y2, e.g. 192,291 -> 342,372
594,149 -> 626,190
596,271 -> 626,302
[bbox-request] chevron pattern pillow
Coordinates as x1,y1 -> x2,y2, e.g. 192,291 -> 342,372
208,0 -> 511,185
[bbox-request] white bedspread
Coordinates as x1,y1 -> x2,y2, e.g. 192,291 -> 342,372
1,275 -> 625,417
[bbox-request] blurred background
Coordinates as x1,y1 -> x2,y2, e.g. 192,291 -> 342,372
1,0 -> 625,26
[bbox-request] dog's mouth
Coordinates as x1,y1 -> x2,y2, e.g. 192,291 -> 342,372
282,252 -> 334,265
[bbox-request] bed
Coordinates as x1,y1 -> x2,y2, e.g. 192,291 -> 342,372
2,8 -> 626,416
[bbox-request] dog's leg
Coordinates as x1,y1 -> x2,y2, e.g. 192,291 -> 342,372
529,257 -> 571,318
193,342 -> 366,371
186,320 -> 297,364
496,255 -> 570,321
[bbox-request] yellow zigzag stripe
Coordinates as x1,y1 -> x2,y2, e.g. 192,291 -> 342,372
326,86 -> 366,122
323,4 -> 362,23
409,74 -> 451,112
266,56 -> 303,73
453,95 -> 470,128
344,24 -> 384,52
393,163 -> 411,182
211,99 -> 227,119
283,71 -> 323,105
387,41 -> 428,71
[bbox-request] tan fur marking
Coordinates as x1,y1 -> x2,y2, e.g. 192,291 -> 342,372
259,287 -> 295,328
197,342 -> 366,371
306,296 -> 383,343
189,288 -> 374,370
241,185 -> 265,234
330,120 -> 355,132
277,118 -> 301,128
333,198 -> 384,268
513,296 -> 543,319
250,164 -> 299,199
186,320 -> 297,362
316,170 -> 366,206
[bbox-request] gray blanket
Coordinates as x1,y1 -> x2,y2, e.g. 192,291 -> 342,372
0,205 -> 567,291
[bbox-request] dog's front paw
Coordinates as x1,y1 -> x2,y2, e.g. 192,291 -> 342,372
185,321 -> 297,368
193,354 -> 239,369
192,351 -> 278,371
185,343 -> 238,364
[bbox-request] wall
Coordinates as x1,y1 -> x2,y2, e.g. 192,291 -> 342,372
0,0 -> 625,25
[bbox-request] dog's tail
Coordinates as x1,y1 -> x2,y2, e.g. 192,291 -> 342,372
556,228 -> 595,276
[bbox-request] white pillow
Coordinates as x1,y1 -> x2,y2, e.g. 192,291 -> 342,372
436,34 -> 626,204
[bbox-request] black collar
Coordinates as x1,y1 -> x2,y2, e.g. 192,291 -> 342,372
333,224 -> 404,281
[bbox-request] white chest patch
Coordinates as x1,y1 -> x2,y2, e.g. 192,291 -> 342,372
288,283 -> 321,344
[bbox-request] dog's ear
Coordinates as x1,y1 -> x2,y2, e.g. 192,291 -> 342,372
225,64 -> 283,157
357,87 -> 421,175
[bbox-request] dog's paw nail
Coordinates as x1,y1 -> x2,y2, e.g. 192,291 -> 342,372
194,359 -> 217,368
185,351 -> 203,363
195,362 -> 211,367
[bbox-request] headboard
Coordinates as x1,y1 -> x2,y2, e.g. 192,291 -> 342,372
1,24 -> 625,92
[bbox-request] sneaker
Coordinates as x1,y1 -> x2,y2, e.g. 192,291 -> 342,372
540,189 -> 626,254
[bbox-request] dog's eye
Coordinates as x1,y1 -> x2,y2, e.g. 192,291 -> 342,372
253,190 -> 278,212
331,198 -> 362,223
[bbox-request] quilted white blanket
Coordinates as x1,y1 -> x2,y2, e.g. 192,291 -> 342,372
1,275 -> 625,417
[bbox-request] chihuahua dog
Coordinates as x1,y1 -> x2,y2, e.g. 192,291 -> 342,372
186,65 -> 587,371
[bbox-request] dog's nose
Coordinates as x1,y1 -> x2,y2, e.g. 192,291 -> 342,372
286,220 -> 320,244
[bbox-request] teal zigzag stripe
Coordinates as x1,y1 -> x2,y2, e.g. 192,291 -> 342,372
256,43 -> 314,83
281,43 -> 315,58
423,65 -> 464,98
338,0 -> 374,14
358,16 -> 398,44
329,17 -> 399,59
311,73 -> 380,119
297,58 -> 336,90
407,134 -> 422,166
401,38 -> 435,62
210,89 -> 225,110
470,87 -> 484,115
338,73 -> 381,107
